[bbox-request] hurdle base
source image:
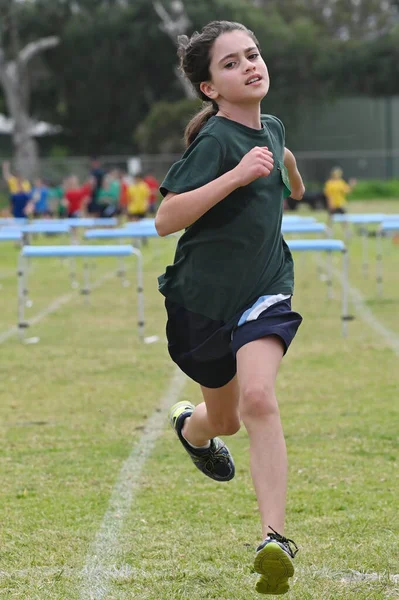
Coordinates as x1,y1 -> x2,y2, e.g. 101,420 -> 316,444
341,315 -> 355,321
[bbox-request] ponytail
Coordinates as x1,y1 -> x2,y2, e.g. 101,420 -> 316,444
184,102 -> 218,147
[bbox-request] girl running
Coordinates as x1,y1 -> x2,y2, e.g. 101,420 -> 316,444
155,20 -> 305,595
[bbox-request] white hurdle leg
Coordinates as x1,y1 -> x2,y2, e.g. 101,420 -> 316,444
361,227 -> 369,278
326,249 -> 333,300
81,260 -> 91,303
69,227 -> 79,289
134,249 -> 145,341
376,227 -> 383,297
342,248 -> 349,337
17,254 -> 29,340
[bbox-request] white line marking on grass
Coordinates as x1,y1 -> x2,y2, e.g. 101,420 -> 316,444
345,282 -> 399,356
79,367 -> 186,600
317,258 -> 399,356
299,567 -> 399,585
0,270 -> 117,344
1,565 -> 398,586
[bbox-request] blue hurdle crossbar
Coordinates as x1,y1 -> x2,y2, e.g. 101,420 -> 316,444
85,226 -> 160,279
281,223 -> 327,235
332,213 -> 386,224
33,217 -> 118,228
85,227 -> 159,240
0,230 -> 22,242
287,239 -> 351,336
124,218 -> 156,227
376,220 -> 399,297
282,216 -> 317,224
0,217 -> 27,227
18,245 -> 144,341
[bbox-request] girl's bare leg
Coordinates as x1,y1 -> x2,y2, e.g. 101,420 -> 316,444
236,336 -> 287,538
182,376 -> 241,446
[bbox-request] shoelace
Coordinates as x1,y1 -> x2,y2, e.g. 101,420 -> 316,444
267,526 -> 299,558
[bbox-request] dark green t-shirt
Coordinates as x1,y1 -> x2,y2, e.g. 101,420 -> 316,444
158,114 -> 294,322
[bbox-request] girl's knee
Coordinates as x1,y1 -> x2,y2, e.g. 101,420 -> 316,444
209,415 -> 241,436
240,384 -> 278,421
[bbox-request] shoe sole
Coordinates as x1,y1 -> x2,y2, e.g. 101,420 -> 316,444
254,542 -> 294,595
169,401 -> 194,429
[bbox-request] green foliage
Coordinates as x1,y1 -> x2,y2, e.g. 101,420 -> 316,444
48,145 -> 69,158
1,0 -> 399,154
135,98 -> 202,153
349,179 -> 399,199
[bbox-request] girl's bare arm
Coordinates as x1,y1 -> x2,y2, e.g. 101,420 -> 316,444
284,148 -> 305,200
155,146 -> 274,236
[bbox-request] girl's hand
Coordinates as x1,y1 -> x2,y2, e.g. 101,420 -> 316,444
233,146 -> 274,187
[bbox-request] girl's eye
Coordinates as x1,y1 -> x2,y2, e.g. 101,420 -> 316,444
224,62 -> 236,69
248,53 -> 259,60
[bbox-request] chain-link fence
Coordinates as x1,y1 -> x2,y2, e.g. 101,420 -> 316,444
1,149 -> 399,196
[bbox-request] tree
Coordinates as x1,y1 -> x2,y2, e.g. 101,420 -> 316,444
153,0 -> 196,98
252,0 -> 399,39
0,0 -> 59,177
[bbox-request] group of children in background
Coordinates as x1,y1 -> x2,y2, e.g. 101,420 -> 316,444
2,159 -> 357,224
1,160 -> 160,221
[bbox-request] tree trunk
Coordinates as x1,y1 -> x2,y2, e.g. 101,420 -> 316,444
153,0 -> 196,99
0,37 -> 59,180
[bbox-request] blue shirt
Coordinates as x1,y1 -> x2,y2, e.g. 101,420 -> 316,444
11,191 -> 31,218
32,186 -> 49,213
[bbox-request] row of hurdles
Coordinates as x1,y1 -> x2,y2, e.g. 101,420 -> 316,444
1,215 -> 352,340
3,212 -> 398,342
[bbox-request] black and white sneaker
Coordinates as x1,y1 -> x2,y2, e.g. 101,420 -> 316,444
169,401 -> 235,482
254,527 -> 299,595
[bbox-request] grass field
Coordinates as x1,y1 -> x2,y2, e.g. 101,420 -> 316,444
0,202 -> 398,599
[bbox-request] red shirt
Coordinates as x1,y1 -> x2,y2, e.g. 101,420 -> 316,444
120,180 -> 128,207
143,175 -> 159,206
65,183 -> 91,215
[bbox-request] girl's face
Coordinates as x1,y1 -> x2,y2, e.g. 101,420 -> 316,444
202,30 -> 269,107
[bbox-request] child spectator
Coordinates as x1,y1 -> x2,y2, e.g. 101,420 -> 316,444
324,167 -> 356,216
143,172 -> 160,215
63,175 -> 92,217
31,178 -> 51,217
2,161 -> 32,218
126,174 -> 151,221
98,170 -> 120,217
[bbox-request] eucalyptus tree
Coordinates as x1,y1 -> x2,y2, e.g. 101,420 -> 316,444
0,0 -> 59,177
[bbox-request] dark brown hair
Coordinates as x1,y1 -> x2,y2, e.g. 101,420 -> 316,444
178,21 -> 260,146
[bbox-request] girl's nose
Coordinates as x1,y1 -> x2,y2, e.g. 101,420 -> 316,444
244,61 -> 256,72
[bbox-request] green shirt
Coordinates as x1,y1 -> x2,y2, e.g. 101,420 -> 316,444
98,180 -> 120,205
158,114 -> 294,322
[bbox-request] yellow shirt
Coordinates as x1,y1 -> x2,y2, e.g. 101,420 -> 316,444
324,178 -> 351,209
7,176 -> 31,194
127,181 -> 150,215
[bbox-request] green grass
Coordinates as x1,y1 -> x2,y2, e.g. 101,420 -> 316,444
0,204 -> 399,599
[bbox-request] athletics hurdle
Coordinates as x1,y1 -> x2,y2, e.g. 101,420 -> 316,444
376,220 -> 399,297
287,239 -> 351,336
282,222 -> 335,298
0,231 -> 23,290
333,214 -> 386,278
0,218 -> 27,227
282,215 -> 317,224
0,230 -> 23,242
84,226 -> 160,280
17,245 -> 144,341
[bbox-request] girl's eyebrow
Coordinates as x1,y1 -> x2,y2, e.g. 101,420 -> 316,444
218,46 -> 257,64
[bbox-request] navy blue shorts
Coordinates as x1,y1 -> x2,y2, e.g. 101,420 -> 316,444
165,295 -> 303,389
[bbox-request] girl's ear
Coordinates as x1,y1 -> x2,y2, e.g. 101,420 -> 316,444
200,81 -> 218,101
